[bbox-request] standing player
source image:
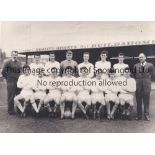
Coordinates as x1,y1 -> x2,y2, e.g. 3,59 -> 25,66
113,53 -> 129,77
60,66 -> 77,119
60,50 -> 78,76
29,54 -> 44,76
44,52 -> 60,76
31,68 -> 46,117
44,67 -> 62,118
78,52 -> 94,78
77,67 -> 91,119
91,69 -> 106,120
119,67 -> 136,120
104,69 -> 120,120
95,50 -> 111,76
14,65 -> 33,117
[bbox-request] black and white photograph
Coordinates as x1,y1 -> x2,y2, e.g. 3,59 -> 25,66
0,21 -> 155,133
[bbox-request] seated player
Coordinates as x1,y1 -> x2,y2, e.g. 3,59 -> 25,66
60,66 -> 77,119
77,67 -> 91,119
118,67 -> 136,120
104,69 -> 120,120
14,65 -> 34,117
44,67 -> 62,118
30,68 -> 46,117
91,69 -> 106,120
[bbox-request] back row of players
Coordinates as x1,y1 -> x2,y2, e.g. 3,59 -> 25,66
14,50 -> 136,120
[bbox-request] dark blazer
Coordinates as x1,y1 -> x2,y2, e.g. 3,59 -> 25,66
133,62 -> 155,92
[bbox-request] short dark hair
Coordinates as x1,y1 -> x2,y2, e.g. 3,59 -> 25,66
49,52 -> 55,55
51,67 -> 58,73
109,68 -> 116,74
66,50 -> 73,55
11,50 -> 18,54
124,67 -> 132,73
95,69 -> 103,74
34,54 -> 40,58
83,52 -> 89,55
65,66 -> 73,71
118,53 -> 125,57
23,65 -> 30,70
100,50 -> 108,55
23,65 -> 30,73
80,66 -> 88,71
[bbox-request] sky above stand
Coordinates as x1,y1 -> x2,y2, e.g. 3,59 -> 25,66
1,21 -> 155,56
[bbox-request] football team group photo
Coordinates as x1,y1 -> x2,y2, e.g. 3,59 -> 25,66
0,22 -> 155,133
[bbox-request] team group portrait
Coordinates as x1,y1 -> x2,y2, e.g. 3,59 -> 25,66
0,21 -> 155,132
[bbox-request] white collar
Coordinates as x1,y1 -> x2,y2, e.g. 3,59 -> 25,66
141,61 -> 146,66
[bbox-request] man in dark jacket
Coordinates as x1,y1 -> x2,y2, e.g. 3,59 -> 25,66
133,53 -> 155,121
2,51 -> 22,115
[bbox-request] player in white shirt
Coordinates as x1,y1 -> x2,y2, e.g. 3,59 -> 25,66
78,52 -> 94,78
113,53 -> 129,77
44,52 -> 60,76
95,50 -> 111,76
118,67 -> 136,120
30,68 -> 47,117
14,65 -> 34,117
77,67 -> 91,119
104,69 -> 120,120
44,67 -> 62,118
91,69 -> 107,120
60,66 -> 78,119
29,54 -> 44,76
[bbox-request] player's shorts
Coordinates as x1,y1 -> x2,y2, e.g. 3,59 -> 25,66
48,90 -> 61,99
14,90 -> 33,101
91,92 -> 105,105
105,93 -> 119,104
34,91 -> 46,101
119,93 -> 134,106
45,90 -> 61,105
61,91 -> 77,102
77,91 -> 91,105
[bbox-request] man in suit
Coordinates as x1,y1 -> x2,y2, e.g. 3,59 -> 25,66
2,51 -> 22,115
133,53 -> 155,121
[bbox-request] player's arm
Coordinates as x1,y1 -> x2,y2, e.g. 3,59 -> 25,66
150,63 -> 155,78
125,79 -> 136,93
1,61 -> 9,79
78,64 -> 82,77
60,62 -> 64,76
17,76 -> 25,89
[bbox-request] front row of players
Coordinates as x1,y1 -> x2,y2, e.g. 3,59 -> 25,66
14,65 -> 136,120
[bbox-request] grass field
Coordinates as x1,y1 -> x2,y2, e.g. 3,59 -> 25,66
0,80 -> 155,133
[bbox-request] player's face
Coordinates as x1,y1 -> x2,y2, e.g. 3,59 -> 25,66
49,54 -> 55,61
66,54 -> 72,60
66,69 -> 72,76
118,56 -> 124,63
11,52 -> 18,60
124,72 -> 130,78
35,56 -> 40,63
96,72 -> 102,79
38,72 -> 44,78
81,70 -> 88,77
139,53 -> 146,63
100,54 -> 107,61
83,54 -> 89,62
109,73 -> 115,80
24,69 -> 30,76
51,68 -> 58,77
